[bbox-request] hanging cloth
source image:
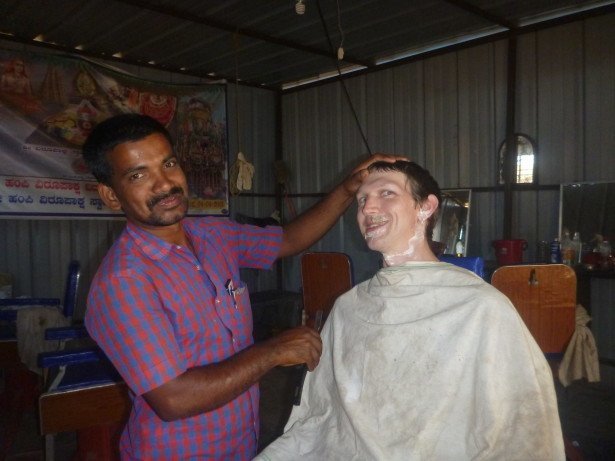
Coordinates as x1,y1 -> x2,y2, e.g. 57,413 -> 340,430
558,304 -> 601,386
229,152 -> 255,195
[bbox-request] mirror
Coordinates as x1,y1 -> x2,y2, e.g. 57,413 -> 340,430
560,181 -> 615,245
432,189 -> 472,256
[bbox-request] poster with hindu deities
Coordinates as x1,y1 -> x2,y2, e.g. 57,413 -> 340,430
0,49 -> 229,218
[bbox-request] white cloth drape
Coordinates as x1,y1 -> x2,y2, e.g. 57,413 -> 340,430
256,262 -> 564,461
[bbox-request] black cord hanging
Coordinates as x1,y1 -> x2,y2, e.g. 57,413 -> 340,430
315,0 -> 372,156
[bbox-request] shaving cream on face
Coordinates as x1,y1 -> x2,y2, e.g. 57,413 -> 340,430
417,208 -> 430,223
383,222 -> 426,266
364,215 -> 388,239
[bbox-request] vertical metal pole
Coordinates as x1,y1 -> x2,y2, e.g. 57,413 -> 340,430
275,91 -> 284,290
503,36 -> 517,239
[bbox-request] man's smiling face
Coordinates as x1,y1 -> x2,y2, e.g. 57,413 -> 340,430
356,170 -> 421,256
99,132 -> 189,230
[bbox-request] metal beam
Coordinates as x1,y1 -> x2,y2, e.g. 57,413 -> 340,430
114,0 -> 372,69
440,0 -> 517,30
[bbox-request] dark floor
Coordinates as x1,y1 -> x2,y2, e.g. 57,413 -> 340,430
2,367 -> 615,460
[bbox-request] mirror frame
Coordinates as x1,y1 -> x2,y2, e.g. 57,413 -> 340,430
432,188 -> 472,256
559,180 -> 615,245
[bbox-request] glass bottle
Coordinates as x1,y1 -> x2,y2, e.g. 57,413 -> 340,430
572,232 -> 582,265
561,230 -> 575,266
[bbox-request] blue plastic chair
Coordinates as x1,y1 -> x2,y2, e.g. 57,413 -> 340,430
0,260 -> 82,341
439,254 -> 485,278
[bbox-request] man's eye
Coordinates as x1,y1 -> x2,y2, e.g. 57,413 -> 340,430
165,159 -> 177,168
382,190 -> 394,197
129,172 -> 143,181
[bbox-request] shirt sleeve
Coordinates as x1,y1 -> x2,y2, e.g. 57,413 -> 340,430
202,218 -> 283,270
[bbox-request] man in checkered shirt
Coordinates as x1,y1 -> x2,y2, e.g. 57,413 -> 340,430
82,113 -> 399,460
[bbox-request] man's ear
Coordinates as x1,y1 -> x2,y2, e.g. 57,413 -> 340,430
422,194 -> 439,217
97,183 -> 122,211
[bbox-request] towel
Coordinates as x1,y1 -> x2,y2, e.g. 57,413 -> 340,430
558,304 -> 600,387
16,306 -> 70,374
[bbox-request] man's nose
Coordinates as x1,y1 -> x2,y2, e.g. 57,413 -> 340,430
361,196 -> 379,214
152,169 -> 175,192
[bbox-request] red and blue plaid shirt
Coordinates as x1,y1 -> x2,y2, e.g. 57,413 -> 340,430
85,217 -> 282,460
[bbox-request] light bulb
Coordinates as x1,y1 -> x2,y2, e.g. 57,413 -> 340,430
295,0 -> 306,15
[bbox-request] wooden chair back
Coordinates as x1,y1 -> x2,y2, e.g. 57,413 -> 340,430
301,252 -> 353,328
491,264 -> 576,354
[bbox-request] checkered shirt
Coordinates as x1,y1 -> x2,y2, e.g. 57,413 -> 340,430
85,217 -> 282,460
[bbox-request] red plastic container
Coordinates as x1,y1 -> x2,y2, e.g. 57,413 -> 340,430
492,239 -> 527,265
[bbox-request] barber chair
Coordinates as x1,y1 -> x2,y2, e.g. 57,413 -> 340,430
300,252 -> 353,328
491,264 -> 585,461
32,270 -> 128,460
439,254 -> 485,278
38,348 -> 128,461
491,264 -> 576,356
0,260 -> 80,337
0,260 -> 81,458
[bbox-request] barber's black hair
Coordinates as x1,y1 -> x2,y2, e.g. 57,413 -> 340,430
367,160 -> 442,242
82,113 -> 173,185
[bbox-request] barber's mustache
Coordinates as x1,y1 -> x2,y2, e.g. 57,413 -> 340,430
147,186 -> 185,210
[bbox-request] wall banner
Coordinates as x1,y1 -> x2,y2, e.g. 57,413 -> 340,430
0,49 -> 229,218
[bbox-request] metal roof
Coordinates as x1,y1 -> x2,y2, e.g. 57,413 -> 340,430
1,0 -> 614,91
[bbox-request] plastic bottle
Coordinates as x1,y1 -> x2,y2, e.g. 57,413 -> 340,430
550,238 -> 561,263
561,230 -> 575,266
572,232 -> 582,265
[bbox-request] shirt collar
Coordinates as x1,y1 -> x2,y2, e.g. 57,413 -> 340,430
125,221 -> 176,261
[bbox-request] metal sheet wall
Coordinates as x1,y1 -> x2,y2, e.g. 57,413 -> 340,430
281,13 -> 615,290
227,84 -> 280,293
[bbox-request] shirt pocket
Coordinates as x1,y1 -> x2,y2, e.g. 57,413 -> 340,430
227,280 -> 253,346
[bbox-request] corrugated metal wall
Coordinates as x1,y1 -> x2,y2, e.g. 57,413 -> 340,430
280,13 -> 615,291
0,42 -> 281,318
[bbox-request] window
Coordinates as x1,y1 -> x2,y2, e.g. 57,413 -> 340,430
498,134 -> 536,184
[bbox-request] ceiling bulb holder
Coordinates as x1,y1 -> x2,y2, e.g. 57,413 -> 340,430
295,0 -> 306,15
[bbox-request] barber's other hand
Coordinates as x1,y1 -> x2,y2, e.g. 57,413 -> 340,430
265,326 -> 323,371
342,153 -> 409,196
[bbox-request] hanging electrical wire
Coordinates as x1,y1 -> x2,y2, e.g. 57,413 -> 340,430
229,32 -> 255,195
316,0 -> 372,155
336,0 -> 345,60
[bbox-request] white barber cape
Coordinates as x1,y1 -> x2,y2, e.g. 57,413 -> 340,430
256,262 -> 564,461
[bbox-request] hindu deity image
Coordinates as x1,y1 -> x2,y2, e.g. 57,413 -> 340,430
0,57 -> 42,114
177,98 -> 227,199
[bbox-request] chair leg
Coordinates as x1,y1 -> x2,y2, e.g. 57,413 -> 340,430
44,434 -> 55,461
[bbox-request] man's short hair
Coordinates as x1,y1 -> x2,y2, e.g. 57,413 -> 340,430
82,113 -> 172,185
367,160 -> 442,241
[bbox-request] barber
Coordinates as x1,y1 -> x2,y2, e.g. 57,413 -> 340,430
82,113 -> 402,460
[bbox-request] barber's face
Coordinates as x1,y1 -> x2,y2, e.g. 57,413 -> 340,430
98,133 -> 189,230
356,170 -> 421,255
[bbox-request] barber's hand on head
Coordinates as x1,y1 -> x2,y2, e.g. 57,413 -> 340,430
265,325 -> 323,371
342,153 -> 409,196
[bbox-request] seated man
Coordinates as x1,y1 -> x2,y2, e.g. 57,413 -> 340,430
257,160 -> 564,460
